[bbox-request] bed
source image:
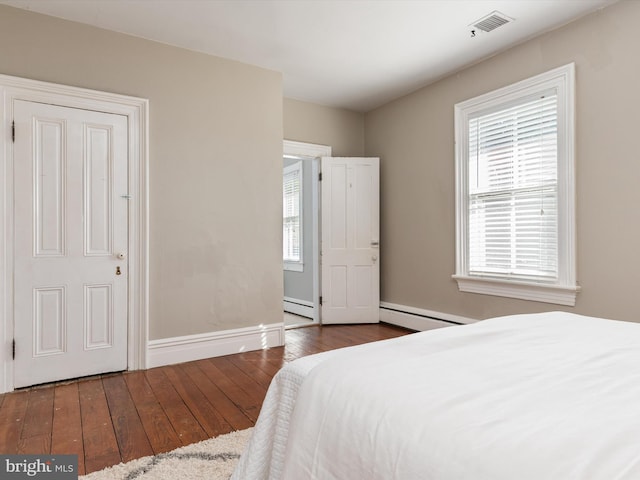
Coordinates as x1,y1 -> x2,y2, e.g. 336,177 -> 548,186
231,312 -> 640,479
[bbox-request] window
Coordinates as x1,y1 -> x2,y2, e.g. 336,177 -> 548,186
453,64 -> 579,305
283,160 -> 303,271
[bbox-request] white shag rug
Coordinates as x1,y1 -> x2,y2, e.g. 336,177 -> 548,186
81,428 -> 252,480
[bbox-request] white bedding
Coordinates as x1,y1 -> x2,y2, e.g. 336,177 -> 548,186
232,312 -> 640,479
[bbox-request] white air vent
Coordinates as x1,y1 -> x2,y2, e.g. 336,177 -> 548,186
471,11 -> 513,33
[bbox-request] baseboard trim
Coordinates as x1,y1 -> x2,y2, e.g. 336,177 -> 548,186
283,297 -> 314,319
147,323 -> 285,368
380,302 -> 477,331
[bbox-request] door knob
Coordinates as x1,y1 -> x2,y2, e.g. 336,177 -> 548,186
117,252 -> 127,260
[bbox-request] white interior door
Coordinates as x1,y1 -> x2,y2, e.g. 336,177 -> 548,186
13,100 -> 129,388
321,157 -> 379,324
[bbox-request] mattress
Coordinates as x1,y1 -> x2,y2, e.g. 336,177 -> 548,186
232,312 -> 640,479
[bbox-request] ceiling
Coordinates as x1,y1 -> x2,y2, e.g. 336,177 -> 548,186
1,0 -> 616,112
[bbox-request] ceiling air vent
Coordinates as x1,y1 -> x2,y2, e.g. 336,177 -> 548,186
471,11 -> 513,33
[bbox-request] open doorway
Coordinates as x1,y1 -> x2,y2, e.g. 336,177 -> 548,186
282,140 -> 331,328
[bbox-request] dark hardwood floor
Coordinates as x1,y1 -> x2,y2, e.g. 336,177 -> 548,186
0,322 -> 412,474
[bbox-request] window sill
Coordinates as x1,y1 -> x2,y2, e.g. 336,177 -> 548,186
452,275 -> 580,306
284,262 -> 304,272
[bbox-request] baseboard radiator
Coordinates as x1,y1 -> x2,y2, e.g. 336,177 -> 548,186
379,302 -> 476,331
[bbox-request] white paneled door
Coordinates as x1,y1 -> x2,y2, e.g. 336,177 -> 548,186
321,157 -> 379,324
13,100 -> 129,388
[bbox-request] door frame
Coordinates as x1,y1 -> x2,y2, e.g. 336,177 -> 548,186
0,74 -> 149,392
283,140 -> 331,325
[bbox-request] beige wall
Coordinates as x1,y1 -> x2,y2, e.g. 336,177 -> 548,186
3,0 -> 634,337
0,5 -> 284,339
284,98 -> 365,156
365,0 -> 640,322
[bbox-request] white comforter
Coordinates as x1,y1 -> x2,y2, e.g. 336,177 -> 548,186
232,312 -> 640,479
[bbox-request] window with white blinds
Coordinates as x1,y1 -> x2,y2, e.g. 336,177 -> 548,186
454,64 -> 579,306
468,92 -> 558,282
283,161 -> 302,264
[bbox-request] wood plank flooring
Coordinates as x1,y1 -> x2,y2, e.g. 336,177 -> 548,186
0,323 -> 412,474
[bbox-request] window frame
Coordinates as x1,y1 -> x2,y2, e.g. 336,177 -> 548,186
453,63 -> 579,306
283,160 -> 304,271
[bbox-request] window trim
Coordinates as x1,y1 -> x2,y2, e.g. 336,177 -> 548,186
283,160 -> 304,272
453,63 -> 579,306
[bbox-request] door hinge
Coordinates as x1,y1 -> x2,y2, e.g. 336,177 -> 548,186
319,296 -> 323,306
11,121 -> 15,143
318,172 -> 322,181
12,339 -> 15,360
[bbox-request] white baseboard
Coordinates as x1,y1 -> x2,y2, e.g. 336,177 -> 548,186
380,302 -> 477,331
147,322 -> 285,369
283,297 -> 314,319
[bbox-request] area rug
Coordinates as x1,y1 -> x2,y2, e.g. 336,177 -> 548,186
81,428 -> 252,480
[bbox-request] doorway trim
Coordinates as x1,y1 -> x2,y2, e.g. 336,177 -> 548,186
0,74 -> 149,392
283,140 -> 331,325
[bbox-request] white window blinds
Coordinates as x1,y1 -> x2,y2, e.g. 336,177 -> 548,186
283,161 -> 302,262
467,91 -> 558,282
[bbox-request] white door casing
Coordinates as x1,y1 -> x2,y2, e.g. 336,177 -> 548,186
321,157 -> 380,324
282,140 -> 331,325
13,101 -> 128,388
0,74 -> 148,393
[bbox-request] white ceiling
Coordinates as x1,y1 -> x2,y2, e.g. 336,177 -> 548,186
1,0 -> 616,112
